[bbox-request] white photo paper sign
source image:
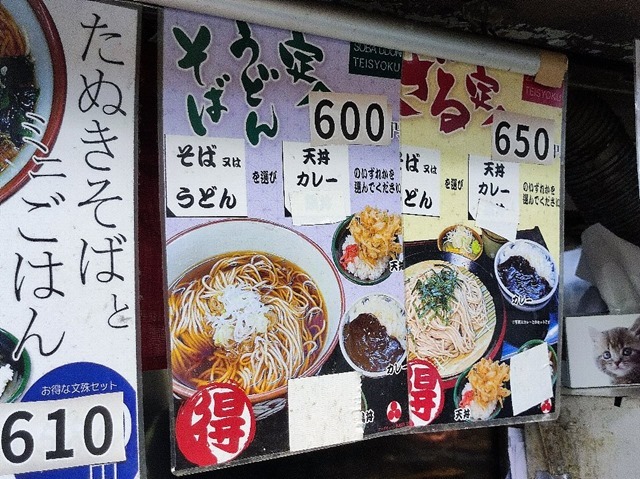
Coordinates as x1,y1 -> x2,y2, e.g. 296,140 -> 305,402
0,0 -> 141,476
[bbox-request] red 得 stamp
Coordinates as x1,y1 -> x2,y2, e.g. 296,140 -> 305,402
175,383 -> 255,467
408,359 -> 444,426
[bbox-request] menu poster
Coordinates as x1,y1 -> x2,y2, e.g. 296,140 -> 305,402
162,8 -> 408,473
401,55 -> 563,427
0,0 -> 141,477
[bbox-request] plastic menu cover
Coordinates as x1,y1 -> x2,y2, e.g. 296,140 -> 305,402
401,56 -> 563,427
0,0 -> 141,477
162,8 -> 408,474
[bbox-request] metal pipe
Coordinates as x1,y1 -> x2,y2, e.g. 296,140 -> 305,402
132,0 -> 543,75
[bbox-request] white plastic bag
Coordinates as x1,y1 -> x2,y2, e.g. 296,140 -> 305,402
576,223 -> 640,314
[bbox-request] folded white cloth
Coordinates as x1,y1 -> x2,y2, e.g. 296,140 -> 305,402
576,223 -> 640,314
508,427 -> 527,479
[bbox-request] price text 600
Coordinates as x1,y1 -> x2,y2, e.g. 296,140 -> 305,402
313,99 -> 387,143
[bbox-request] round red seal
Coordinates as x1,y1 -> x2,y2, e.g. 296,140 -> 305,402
386,400 -> 402,423
541,398 -> 553,414
408,359 -> 444,426
175,383 -> 255,467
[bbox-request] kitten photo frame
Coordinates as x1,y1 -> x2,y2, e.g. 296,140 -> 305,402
564,314 -> 640,388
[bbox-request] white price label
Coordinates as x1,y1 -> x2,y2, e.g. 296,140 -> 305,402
0,393 -> 126,475
309,92 -> 391,146
491,111 -> 557,165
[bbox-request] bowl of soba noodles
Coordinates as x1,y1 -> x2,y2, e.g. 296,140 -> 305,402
167,219 -> 345,408
0,0 -> 66,203
404,254 -> 504,387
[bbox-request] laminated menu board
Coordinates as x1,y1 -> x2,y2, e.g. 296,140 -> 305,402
401,56 -> 563,427
0,0 -> 142,477
162,8 -> 408,473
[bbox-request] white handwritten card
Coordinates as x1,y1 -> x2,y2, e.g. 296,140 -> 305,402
468,154 -> 519,220
165,135 -> 248,217
283,142 -> 350,224
401,147 -> 441,217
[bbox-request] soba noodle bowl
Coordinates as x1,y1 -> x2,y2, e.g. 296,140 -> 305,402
0,3 -> 39,173
169,251 -> 327,397
406,262 -> 489,366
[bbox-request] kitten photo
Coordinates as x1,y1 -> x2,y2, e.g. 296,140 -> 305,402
589,317 -> 640,385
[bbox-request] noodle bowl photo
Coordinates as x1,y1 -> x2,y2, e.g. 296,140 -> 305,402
0,0 -> 66,202
167,219 -> 344,407
405,258 -> 499,382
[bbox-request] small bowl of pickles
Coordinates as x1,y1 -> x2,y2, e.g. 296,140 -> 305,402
437,225 -> 483,261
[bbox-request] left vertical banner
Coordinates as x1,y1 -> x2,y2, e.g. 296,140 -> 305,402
0,0 -> 141,477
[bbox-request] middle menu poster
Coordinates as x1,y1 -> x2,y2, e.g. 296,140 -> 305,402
161,9 -> 407,473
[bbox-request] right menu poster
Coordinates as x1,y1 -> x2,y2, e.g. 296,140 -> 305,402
400,55 -> 564,427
